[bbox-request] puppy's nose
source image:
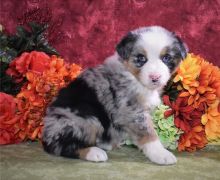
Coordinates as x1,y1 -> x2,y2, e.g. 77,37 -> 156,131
149,74 -> 161,82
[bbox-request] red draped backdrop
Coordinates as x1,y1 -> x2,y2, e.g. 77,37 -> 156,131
1,0 -> 220,67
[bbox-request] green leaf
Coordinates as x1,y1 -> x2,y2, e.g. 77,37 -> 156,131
6,22 -> 59,56
16,26 -> 30,38
29,22 -> 44,33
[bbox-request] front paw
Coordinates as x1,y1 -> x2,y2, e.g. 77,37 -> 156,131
142,140 -> 177,165
147,148 -> 177,165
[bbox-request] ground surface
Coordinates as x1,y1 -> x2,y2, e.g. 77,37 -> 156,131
0,142 -> 220,180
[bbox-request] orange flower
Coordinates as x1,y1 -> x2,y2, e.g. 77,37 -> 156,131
201,99 -> 220,141
15,54 -> 82,141
6,51 -> 50,82
197,60 -> 220,105
0,93 -> 21,144
177,54 -> 220,108
174,53 -> 201,90
178,125 -> 208,152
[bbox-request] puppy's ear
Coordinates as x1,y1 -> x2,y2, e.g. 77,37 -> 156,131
173,34 -> 188,59
116,32 -> 138,60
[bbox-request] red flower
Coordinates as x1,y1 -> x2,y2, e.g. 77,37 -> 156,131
163,94 -> 208,151
6,51 -> 50,82
0,93 -> 21,144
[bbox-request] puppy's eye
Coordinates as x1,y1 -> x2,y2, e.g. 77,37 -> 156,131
134,54 -> 147,67
162,54 -> 172,63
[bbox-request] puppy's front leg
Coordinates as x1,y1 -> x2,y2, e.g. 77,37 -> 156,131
138,138 -> 177,165
131,113 -> 177,165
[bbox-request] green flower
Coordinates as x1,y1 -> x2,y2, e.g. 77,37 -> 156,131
152,104 -> 183,150
125,104 -> 182,150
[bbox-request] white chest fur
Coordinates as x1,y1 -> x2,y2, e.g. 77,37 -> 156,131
145,89 -> 161,111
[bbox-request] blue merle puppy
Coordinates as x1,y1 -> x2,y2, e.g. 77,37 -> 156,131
42,26 -> 187,165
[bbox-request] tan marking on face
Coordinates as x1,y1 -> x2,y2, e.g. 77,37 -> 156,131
133,45 -> 147,56
160,46 -> 169,58
123,60 -> 140,79
123,46 -> 147,79
160,46 -> 183,73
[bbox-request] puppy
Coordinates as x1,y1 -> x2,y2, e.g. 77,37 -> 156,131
42,26 -> 187,165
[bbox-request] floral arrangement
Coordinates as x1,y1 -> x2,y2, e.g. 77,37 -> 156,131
0,23 -> 81,145
0,51 -> 81,144
0,23 -> 219,152
162,53 -> 220,151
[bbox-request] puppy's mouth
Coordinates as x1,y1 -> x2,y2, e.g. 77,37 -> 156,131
147,81 -> 165,90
